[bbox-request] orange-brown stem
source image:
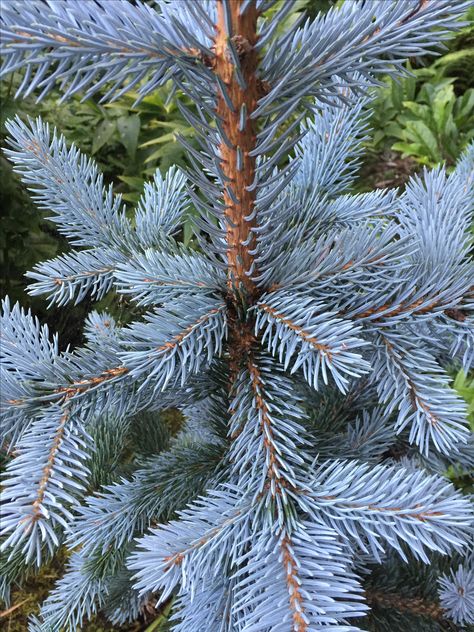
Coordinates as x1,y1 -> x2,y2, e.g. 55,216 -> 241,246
27,406 -> 70,527
214,0 -> 259,299
281,535 -> 308,631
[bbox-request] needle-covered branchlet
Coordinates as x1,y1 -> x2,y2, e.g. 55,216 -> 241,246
1,1 -> 473,630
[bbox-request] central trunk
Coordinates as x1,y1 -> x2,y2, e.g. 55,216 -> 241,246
214,0 -> 259,299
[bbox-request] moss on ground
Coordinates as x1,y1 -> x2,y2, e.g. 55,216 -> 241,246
1,555 -> 142,631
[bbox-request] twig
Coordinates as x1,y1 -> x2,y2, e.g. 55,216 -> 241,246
0,598 -> 31,618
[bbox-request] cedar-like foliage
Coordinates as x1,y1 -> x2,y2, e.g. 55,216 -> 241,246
1,1 -> 473,630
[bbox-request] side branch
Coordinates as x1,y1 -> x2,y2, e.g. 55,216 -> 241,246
1,403 -> 91,565
57,367 -> 128,399
280,534 -> 308,632
29,405 -> 70,526
258,303 -> 331,354
6,28 -> 207,61
354,296 -> 440,320
381,336 -> 439,427
247,357 -> 289,497
376,335 -> 469,454
7,366 -> 128,407
157,307 -> 224,353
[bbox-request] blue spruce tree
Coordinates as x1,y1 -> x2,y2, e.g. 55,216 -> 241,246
1,1 -> 473,630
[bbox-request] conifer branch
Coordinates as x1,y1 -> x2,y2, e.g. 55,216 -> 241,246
247,357 -> 290,497
228,353 -> 310,510
255,291 -> 370,392
1,403 -> 91,565
56,366 -> 129,399
1,1 -> 473,628
258,303 -> 333,354
373,334 -> 469,455
308,460 -> 472,563
214,0 -> 260,296
0,0 -> 214,101
122,297 -> 227,392
129,488 -> 252,603
279,532 -> 308,631
29,404 -> 71,524
438,562 -> 474,626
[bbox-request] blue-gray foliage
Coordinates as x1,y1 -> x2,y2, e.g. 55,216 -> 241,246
438,559 -> 474,626
1,1 -> 473,630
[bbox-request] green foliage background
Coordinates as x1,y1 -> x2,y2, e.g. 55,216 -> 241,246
0,1 -> 472,630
